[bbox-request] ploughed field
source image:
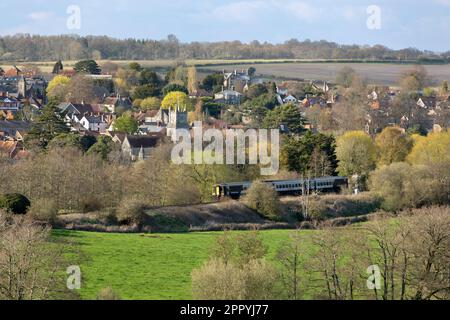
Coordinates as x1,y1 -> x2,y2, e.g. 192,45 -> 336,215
53,229 -> 310,300
5,60 -> 450,86
199,62 -> 450,85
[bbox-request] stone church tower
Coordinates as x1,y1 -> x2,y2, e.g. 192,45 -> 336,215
18,76 -> 27,99
167,107 -> 189,143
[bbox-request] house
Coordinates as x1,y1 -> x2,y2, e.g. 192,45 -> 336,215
79,115 -> 108,133
276,84 -> 289,96
189,89 -> 213,99
121,135 -> 160,161
301,96 -> 327,108
144,109 -> 169,126
4,66 -> 22,77
101,95 -> 132,113
282,95 -> 298,104
106,131 -> 127,145
57,102 -> 104,118
0,120 -> 30,139
214,90 -> 242,105
223,70 -> 251,92
0,95 -> 22,112
417,97 -> 437,109
368,90 -> 378,101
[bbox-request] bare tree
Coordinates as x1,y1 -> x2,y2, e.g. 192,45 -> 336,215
0,213 -> 70,300
276,231 -> 304,299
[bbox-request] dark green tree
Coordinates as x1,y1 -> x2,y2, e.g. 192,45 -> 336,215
0,193 -> 30,215
139,69 -> 162,87
87,136 -> 114,160
52,60 -> 64,74
48,133 -> 97,152
27,100 -> 70,149
200,73 -> 224,92
129,62 -> 143,72
281,131 -> 338,176
263,103 -> 306,134
162,83 -> 188,96
132,84 -> 161,99
74,60 -> 101,75
246,83 -> 268,99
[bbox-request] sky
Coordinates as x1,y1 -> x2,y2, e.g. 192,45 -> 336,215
0,0 -> 449,52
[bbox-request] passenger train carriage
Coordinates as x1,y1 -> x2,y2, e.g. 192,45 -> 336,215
213,176 -> 348,199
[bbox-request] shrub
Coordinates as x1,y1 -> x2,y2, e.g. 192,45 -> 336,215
0,193 -> 30,215
191,258 -> 277,300
80,197 -> 103,213
28,198 -> 58,223
97,208 -> 118,225
96,287 -> 122,300
116,198 -> 147,225
306,193 -> 382,220
369,162 -> 450,212
242,181 -> 281,220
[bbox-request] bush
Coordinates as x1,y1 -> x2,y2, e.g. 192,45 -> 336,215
0,193 -> 30,215
97,208 -> 118,225
80,197 -> 103,213
242,181 -> 281,220
370,162 -> 450,212
96,287 -> 122,300
28,198 -> 58,223
116,198 -> 147,225
192,258 -> 277,300
306,193 -> 382,220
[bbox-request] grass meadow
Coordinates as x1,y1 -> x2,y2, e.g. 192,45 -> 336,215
54,229 -> 311,300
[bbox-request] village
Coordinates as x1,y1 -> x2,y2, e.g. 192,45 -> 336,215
0,0 -> 449,303
1,60 -> 449,161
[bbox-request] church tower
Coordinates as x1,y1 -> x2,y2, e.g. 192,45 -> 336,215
18,76 -> 27,99
167,107 -> 190,143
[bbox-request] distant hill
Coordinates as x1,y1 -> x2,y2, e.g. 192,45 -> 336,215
0,34 -> 448,62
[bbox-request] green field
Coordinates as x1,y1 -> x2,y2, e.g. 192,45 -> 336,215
54,229 -> 306,300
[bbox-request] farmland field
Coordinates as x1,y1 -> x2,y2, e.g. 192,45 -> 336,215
53,229 -> 311,300
3,59 -> 450,85
199,62 -> 450,85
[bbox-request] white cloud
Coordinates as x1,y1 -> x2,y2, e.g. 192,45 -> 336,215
211,1 -> 321,23
28,11 -> 53,21
435,0 -> 450,5
284,1 -> 321,21
212,1 -> 270,22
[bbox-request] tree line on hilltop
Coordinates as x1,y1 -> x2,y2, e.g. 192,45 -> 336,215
0,34 -> 449,62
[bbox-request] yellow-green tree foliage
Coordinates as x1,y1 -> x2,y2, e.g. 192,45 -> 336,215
140,97 -> 161,110
161,91 -> 193,111
375,127 -> 413,166
46,75 -> 71,99
336,131 -> 376,176
407,130 -> 450,166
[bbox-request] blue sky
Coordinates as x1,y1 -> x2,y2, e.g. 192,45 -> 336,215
0,0 -> 449,52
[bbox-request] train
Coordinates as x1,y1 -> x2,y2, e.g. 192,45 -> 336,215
212,176 -> 349,199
